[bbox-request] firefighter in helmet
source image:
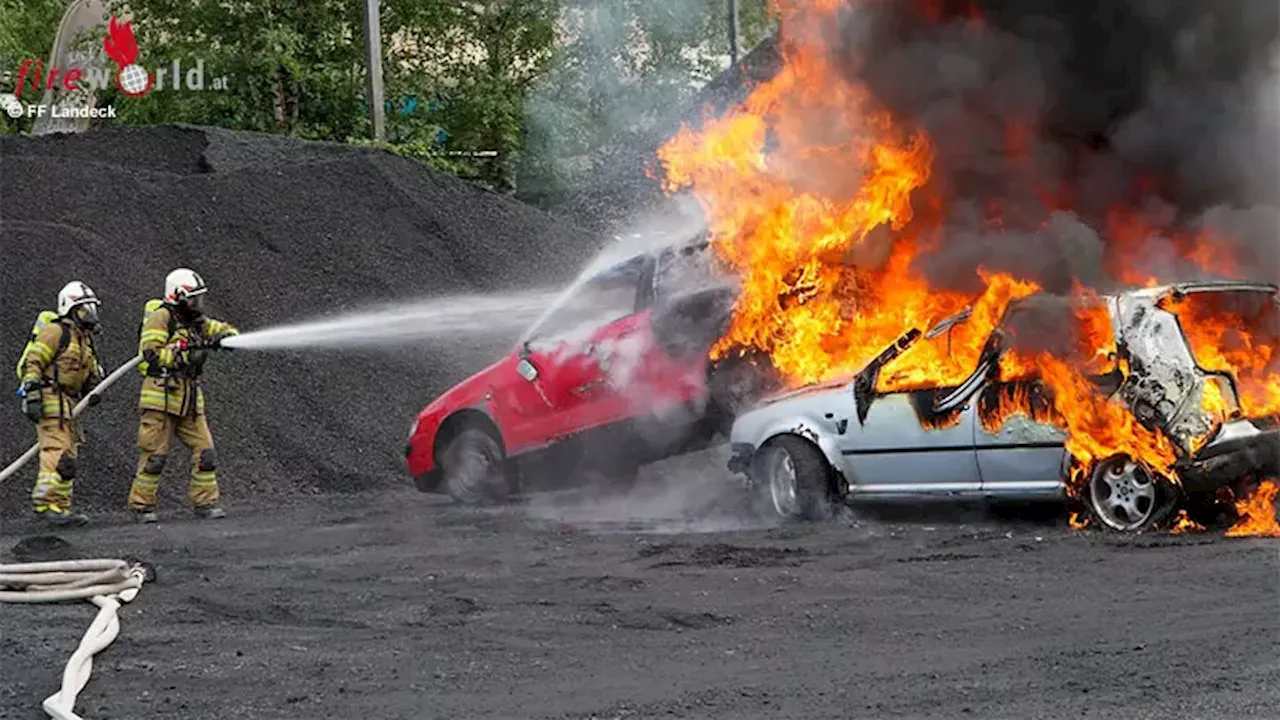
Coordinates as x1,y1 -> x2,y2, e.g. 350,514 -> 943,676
127,268 -> 239,522
18,281 -> 105,526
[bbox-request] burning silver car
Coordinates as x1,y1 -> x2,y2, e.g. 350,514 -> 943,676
726,281 -> 1280,532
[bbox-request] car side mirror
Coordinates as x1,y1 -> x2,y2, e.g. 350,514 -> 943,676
517,358 -> 538,382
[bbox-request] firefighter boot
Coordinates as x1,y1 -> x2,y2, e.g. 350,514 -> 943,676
37,508 -> 90,527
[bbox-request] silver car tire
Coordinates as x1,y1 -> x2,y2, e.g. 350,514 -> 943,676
1085,454 -> 1176,532
751,436 -> 836,522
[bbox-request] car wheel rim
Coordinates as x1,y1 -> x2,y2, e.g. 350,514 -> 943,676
768,450 -> 799,518
1090,457 -> 1157,531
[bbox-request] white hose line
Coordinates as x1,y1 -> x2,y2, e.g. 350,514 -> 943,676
0,356 -> 143,485
0,559 -> 149,720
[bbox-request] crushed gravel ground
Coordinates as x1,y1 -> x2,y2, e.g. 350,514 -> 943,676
1,463 -> 1276,719
0,124 -> 598,518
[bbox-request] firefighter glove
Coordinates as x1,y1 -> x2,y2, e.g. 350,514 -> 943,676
19,380 -> 42,423
210,333 -> 237,351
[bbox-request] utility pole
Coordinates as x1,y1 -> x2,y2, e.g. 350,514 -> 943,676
363,0 -> 386,141
728,0 -> 740,65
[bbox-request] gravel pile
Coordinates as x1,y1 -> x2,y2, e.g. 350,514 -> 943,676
0,124 -> 598,517
552,37 -> 782,235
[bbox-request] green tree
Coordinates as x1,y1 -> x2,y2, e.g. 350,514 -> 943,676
385,0 -> 558,191
0,0 -> 71,136
103,0 -> 368,139
95,0 -> 558,189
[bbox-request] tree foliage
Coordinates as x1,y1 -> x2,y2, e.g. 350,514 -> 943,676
0,0 -> 70,136
95,0 -> 558,188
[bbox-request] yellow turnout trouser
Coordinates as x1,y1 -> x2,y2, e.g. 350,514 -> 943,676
128,409 -> 219,510
33,418 -> 81,514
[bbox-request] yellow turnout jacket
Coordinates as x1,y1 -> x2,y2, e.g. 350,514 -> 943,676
138,304 -> 238,416
21,321 -> 104,420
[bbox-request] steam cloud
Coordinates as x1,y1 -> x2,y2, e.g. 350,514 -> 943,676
817,0 -> 1280,293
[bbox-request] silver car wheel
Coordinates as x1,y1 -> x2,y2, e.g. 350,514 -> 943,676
1089,456 -> 1158,531
767,449 -> 800,518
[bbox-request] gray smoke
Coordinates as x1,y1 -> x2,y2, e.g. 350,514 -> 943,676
522,1 -> 747,202
819,0 -> 1280,290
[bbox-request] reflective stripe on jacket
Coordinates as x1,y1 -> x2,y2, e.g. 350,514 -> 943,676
137,305 -> 238,416
22,322 -> 103,419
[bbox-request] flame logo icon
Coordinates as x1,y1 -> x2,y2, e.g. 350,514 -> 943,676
104,16 -> 152,97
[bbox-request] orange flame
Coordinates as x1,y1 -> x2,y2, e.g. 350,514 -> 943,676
1105,205 -> 1244,287
1225,480 -> 1280,538
657,0 -> 1273,500
104,16 -> 140,68
1168,510 -> 1206,535
1160,292 -> 1280,418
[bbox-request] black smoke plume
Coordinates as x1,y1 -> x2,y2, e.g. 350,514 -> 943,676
815,0 -> 1280,292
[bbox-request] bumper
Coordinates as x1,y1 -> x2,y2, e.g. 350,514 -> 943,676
1179,425 -> 1280,493
405,437 -> 441,492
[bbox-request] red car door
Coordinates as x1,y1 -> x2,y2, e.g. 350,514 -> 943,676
590,309 -> 704,417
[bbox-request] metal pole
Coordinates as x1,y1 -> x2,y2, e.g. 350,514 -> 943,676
363,0 -> 386,141
728,0 -> 740,65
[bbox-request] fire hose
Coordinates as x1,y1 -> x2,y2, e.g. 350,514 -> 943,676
0,354 -> 176,718
0,355 -> 142,485
0,559 -> 152,720
0,342 -> 230,484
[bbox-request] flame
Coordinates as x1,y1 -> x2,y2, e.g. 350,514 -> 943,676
104,16 -> 140,68
1161,292 -> 1280,418
978,379 -> 1060,434
658,0 -> 937,387
1168,510 -> 1206,535
1067,511 -> 1089,530
918,0 -> 984,23
656,0 -> 1274,506
1225,480 -> 1280,537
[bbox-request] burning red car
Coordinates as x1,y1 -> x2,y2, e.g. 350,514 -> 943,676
404,237 -> 770,504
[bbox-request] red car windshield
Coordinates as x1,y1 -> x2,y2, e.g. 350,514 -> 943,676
524,255 -> 646,348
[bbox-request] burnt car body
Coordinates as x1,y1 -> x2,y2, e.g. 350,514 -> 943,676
727,281 -> 1280,532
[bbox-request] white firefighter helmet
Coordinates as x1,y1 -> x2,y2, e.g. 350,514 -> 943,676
57,281 -> 101,318
164,268 -> 208,304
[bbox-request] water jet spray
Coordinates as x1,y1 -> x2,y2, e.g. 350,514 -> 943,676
220,289 -> 562,351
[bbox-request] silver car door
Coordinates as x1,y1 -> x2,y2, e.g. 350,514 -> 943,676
974,379 -> 1068,499
837,390 -> 981,497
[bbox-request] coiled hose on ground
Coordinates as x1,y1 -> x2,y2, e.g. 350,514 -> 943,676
0,356 -> 152,718
0,558 -> 152,720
